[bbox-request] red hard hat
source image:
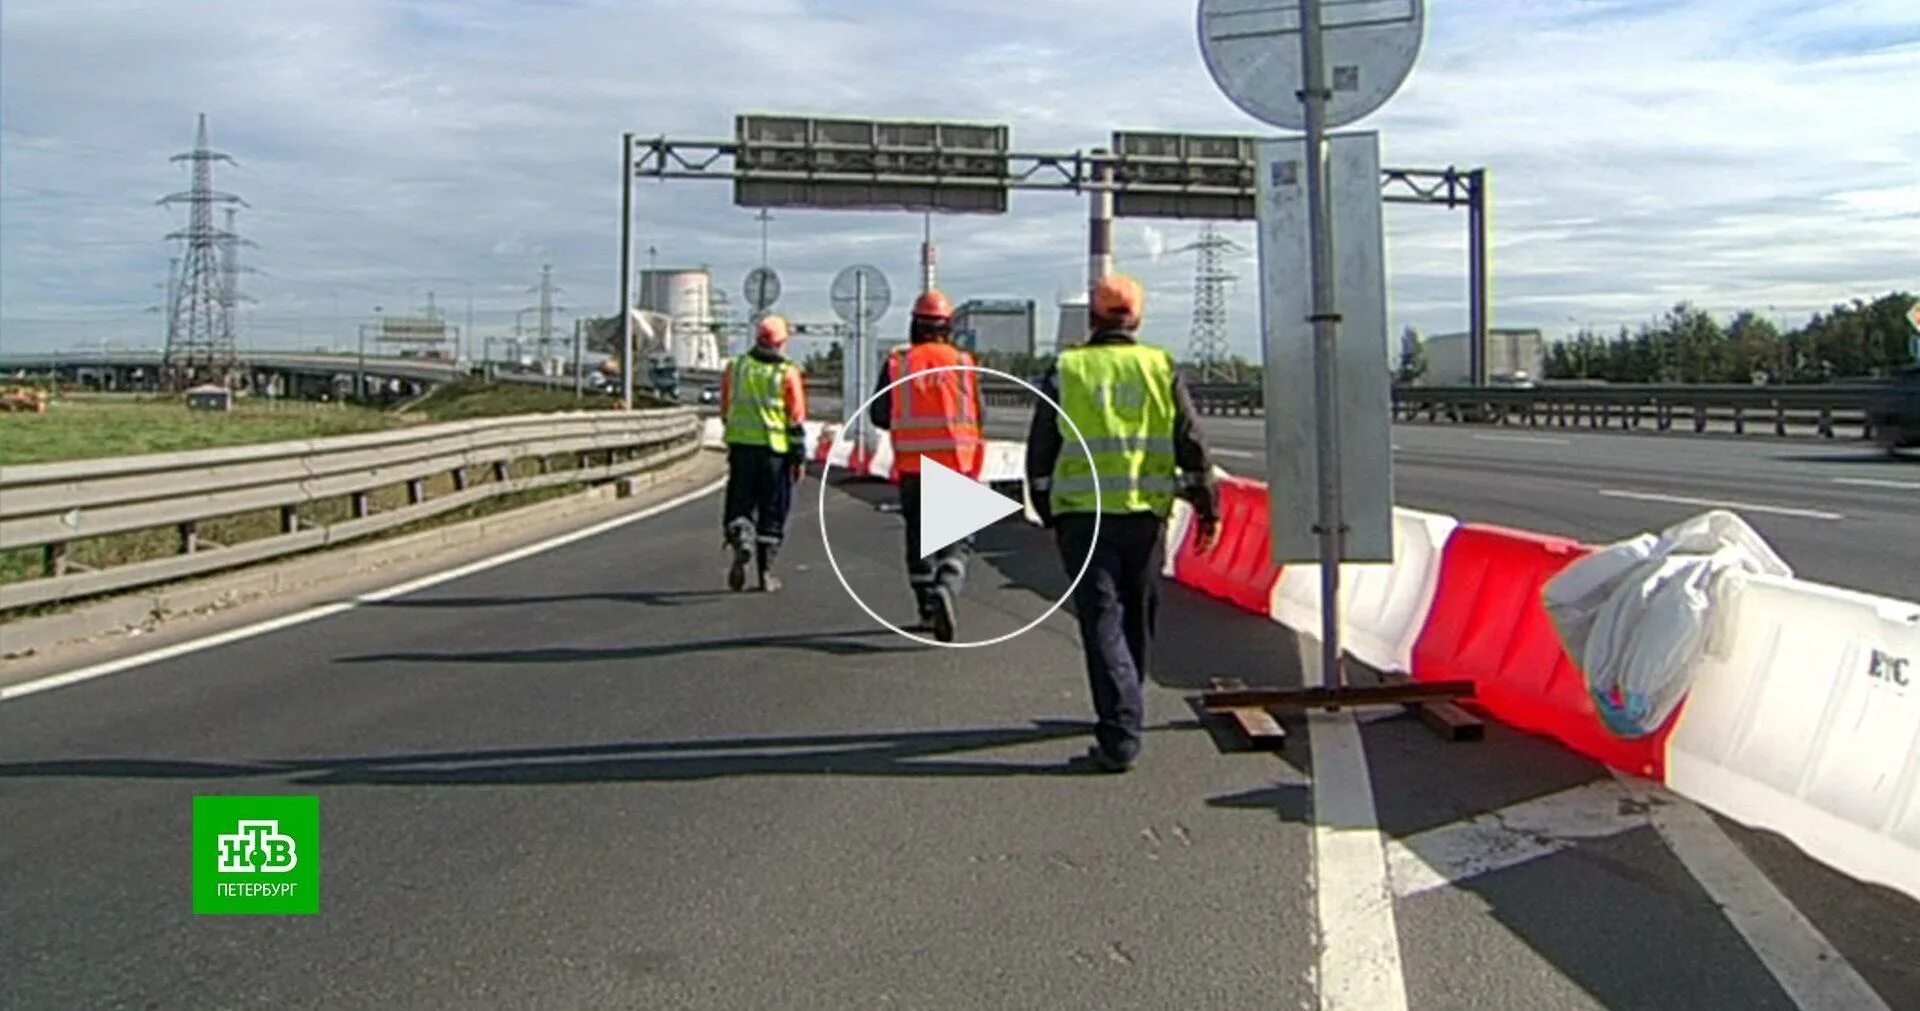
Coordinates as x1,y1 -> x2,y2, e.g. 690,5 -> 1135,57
1091,274 -> 1144,327
755,315 -> 790,348
911,290 -> 953,323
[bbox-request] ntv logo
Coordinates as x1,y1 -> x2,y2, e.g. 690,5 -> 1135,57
217,820 -> 299,874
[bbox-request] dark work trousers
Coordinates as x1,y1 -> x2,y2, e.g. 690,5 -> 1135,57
898,474 -> 971,616
723,443 -> 795,550
1054,512 -> 1166,764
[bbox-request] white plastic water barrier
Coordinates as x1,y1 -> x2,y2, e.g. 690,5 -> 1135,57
1268,506 -> 1458,674
1665,572 -> 1920,902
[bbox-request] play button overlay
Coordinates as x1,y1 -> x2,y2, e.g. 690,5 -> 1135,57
817,363 -> 1102,649
919,457 -> 1022,558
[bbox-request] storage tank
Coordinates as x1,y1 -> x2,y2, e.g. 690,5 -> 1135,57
640,268 -> 712,339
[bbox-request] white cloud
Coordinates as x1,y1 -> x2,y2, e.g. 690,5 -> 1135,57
2,0 -> 1915,358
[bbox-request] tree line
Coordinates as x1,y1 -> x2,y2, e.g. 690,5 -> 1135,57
1541,292 -> 1915,384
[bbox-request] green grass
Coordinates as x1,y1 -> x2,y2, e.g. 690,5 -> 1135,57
404,380 -> 613,421
0,382 -> 686,613
0,397 -> 403,467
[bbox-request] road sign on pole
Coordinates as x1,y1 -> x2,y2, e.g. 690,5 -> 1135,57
744,267 -> 782,311
1199,0 -> 1424,693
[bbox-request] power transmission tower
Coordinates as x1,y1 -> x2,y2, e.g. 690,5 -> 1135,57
1169,223 -> 1243,383
520,265 -> 565,375
217,206 -> 257,358
159,113 -> 246,389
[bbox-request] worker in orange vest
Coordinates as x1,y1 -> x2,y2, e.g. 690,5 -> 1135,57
867,290 -> 985,642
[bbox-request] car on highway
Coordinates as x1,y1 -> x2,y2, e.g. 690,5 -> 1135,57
698,384 -> 719,405
1868,365 -> 1920,455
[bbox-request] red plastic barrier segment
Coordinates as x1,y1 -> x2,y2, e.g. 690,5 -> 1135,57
1410,524 -> 1678,778
1169,476 -> 1282,615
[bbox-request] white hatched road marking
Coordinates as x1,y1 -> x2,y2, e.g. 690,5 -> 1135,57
1613,774 -> 1890,1011
1385,779 -> 1646,897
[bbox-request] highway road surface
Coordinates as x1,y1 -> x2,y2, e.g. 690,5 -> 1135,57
3,473 -> 1915,1009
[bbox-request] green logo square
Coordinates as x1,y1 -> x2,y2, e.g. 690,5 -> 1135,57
193,795 -> 319,915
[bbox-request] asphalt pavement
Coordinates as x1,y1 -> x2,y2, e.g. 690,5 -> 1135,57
3,473 -> 1915,1009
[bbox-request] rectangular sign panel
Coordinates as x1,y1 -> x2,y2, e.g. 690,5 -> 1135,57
1256,131 -> 1394,563
1111,131 -> 1256,220
734,115 -> 1010,213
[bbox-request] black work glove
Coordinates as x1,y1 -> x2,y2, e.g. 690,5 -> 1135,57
1182,482 -> 1222,551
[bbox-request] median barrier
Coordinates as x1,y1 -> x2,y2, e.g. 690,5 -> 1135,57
1270,507 -> 1459,675
1410,524 -> 1674,777
1664,573 -> 1920,901
1169,476 -> 1284,615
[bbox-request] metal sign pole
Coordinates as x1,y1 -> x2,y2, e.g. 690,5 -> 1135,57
854,270 -> 869,450
1297,0 -> 1347,688
619,132 -> 636,411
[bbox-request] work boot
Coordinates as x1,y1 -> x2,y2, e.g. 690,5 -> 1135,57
929,585 -> 957,643
725,524 -> 754,593
756,543 -> 782,593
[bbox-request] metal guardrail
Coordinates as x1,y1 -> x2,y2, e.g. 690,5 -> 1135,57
677,367 -> 1894,437
0,407 -> 702,610
1391,384 -> 1884,439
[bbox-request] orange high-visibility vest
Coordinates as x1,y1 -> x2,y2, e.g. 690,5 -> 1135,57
888,342 -> 983,478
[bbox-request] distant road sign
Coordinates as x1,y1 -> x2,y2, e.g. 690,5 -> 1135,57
1906,300 -> 1920,333
744,267 -> 781,310
1197,0 -> 1426,131
830,265 -> 891,324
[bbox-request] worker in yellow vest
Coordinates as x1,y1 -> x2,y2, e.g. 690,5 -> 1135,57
720,315 -> 808,592
868,290 -> 985,641
1025,275 -> 1219,772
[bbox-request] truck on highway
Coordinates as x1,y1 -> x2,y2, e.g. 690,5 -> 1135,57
594,353 -> 680,398
1420,329 -> 1546,386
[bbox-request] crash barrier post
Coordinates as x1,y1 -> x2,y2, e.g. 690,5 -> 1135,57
1410,524 -> 1675,778
1169,476 -> 1284,615
1664,573 -> 1920,901
1270,506 -> 1458,675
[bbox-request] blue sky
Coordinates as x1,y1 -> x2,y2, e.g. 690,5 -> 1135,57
2,0 -> 1915,358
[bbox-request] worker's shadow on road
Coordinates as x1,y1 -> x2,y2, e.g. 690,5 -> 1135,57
335,627 -> 926,666
0,719 -> 1209,785
969,517 -> 1312,694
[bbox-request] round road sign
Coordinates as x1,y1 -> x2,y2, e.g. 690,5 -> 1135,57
1197,0 -> 1426,131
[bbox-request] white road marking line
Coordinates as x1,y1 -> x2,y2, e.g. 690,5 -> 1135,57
1613,774 -> 1890,1011
1385,780 -> 1648,897
1299,638 -> 1408,1011
1831,477 -> 1920,491
1597,488 -> 1844,521
0,477 -> 728,703
1213,447 -> 1259,459
1472,434 -> 1571,446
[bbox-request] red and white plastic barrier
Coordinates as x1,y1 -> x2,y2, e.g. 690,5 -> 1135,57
1146,468 -> 1917,900
1664,574 -> 1920,900
1167,476 -> 1285,614
1269,506 -> 1457,676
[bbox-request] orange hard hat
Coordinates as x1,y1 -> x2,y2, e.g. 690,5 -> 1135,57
1091,274 -> 1145,327
755,314 -> 790,348
911,290 -> 953,323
